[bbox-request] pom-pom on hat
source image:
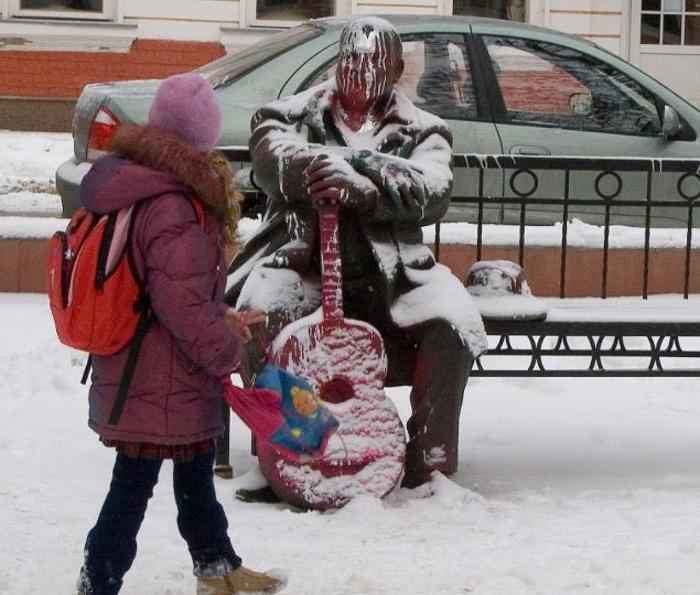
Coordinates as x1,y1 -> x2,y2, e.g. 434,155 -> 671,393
148,73 -> 221,153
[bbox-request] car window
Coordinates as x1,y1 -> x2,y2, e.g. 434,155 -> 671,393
483,35 -> 663,136
197,24 -> 323,89
302,33 -> 478,121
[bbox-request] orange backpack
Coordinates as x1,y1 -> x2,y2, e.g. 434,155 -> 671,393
47,198 -> 204,424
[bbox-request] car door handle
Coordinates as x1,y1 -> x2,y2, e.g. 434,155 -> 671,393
510,145 -> 551,156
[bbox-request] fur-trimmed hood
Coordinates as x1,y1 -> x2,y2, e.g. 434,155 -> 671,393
80,124 -> 236,217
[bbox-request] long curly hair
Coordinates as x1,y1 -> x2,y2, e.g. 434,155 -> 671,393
205,149 -> 242,247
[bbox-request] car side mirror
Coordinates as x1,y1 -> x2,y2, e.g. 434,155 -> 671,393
568,91 -> 592,116
662,105 -> 682,140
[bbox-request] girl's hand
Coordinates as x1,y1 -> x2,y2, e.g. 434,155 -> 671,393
224,308 -> 266,343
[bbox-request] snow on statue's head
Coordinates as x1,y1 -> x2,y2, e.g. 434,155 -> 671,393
336,17 -> 404,110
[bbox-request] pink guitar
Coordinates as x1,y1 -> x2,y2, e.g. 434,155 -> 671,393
255,201 -> 406,509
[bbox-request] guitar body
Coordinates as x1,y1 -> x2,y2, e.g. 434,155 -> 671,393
256,204 -> 406,510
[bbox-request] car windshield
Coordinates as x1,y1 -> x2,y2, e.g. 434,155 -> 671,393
197,23 -> 323,88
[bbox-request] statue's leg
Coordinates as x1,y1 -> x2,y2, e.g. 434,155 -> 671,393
403,320 -> 474,488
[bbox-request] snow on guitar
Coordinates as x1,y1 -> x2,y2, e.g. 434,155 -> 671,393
257,202 -> 406,510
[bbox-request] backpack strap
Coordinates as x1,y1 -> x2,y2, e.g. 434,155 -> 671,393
188,196 -> 206,229
95,212 -> 118,290
107,295 -> 151,426
80,355 -> 92,385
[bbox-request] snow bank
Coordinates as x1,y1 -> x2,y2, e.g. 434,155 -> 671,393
4,295 -> 700,594
0,192 -> 62,218
0,130 -> 72,219
425,218 -> 700,250
0,130 -> 72,183
7,211 -> 700,253
0,216 -> 64,239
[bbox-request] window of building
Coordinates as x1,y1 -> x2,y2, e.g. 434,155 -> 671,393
484,35 -> 663,136
11,0 -> 113,19
641,0 -> 700,45
303,34 -> 479,121
453,0 -> 526,21
251,0 -> 334,26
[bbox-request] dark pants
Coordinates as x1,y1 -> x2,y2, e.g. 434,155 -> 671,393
401,321 -> 473,484
78,451 -> 241,595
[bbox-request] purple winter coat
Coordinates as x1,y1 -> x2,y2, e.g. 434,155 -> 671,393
80,125 -> 242,445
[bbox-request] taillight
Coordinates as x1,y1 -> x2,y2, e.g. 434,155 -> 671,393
86,106 -> 119,162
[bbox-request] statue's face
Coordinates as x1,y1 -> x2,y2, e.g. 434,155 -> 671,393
336,23 -> 401,109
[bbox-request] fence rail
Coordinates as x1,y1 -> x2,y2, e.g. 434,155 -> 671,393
446,154 -> 700,299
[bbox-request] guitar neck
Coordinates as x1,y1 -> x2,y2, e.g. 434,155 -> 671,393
319,202 -> 343,321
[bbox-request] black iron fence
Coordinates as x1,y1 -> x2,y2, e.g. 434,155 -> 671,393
445,154 -> 700,299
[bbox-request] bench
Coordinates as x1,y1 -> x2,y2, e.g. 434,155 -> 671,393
440,154 -> 700,379
213,151 -> 700,476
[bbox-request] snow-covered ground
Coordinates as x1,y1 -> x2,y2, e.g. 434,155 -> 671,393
3,293 -> 700,595
0,130 -> 71,217
4,130 -> 700,594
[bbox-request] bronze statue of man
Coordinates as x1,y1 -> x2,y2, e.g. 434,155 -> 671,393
228,16 -> 487,493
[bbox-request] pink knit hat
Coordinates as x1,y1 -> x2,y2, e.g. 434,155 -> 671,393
148,73 -> 221,153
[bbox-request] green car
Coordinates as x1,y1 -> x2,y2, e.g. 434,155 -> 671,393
57,15 -> 700,227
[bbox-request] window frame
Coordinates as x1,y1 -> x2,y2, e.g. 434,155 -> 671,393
640,0 -> 700,46
452,0 -> 529,22
475,33 -> 670,138
295,31 -> 492,123
9,0 -> 115,20
246,0 -> 337,28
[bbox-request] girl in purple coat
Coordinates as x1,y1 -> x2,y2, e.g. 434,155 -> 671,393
75,73 -> 281,595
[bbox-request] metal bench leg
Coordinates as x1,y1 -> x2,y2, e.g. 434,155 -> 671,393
214,401 -> 233,479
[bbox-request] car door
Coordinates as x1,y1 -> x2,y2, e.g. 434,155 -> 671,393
278,29 -> 504,223
472,25 -> 700,227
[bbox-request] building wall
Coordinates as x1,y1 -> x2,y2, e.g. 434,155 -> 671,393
120,0 -> 243,42
637,52 -> 700,107
0,39 -> 224,99
2,0 -> 700,130
0,0 -> 447,45
528,0 -> 629,58
0,36 -> 224,130
0,0 -> 447,130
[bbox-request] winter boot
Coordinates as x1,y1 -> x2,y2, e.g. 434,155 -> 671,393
197,565 -> 281,594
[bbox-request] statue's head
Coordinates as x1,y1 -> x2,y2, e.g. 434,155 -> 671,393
336,17 -> 404,110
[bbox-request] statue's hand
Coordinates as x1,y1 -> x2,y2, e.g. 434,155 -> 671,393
379,160 -> 427,210
304,154 -> 377,211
